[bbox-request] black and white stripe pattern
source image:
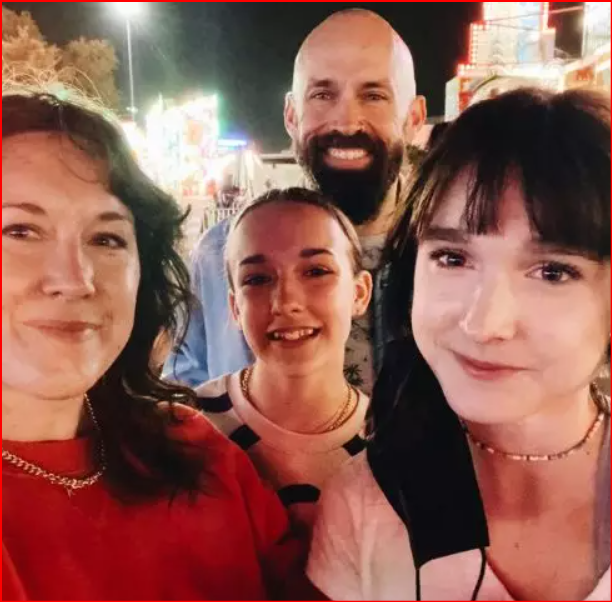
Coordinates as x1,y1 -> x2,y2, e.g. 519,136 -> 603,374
195,374 -> 369,527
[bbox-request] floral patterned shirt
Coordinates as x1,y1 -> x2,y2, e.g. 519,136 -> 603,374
344,234 -> 387,395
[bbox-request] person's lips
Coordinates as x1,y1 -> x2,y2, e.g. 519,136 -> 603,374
453,352 -> 526,381
266,327 -> 321,342
323,147 -> 372,169
25,320 -> 102,341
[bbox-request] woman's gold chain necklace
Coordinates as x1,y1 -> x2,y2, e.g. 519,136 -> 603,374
2,395 -> 106,495
240,366 -> 356,434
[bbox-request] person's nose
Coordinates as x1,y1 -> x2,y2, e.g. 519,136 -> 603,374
40,239 -> 96,299
329,94 -> 364,137
270,274 -> 305,316
459,273 -> 519,343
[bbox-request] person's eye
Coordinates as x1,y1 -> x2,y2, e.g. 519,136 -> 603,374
310,91 -> 333,101
91,233 -> 129,250
364,92 -> 388,102
305,266 -> 333,278
528,262 -> 582,285
429,248 -> 469,269
2,224 -> 43,241
242,273 -> 272,287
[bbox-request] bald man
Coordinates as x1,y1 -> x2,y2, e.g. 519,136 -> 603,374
286,9 -> 425,234
164,9 -> 426,395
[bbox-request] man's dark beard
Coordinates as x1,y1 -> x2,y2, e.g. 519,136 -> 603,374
296,132 -> 404,226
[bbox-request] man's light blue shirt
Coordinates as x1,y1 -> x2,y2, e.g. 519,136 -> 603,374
163,219 -> 253,386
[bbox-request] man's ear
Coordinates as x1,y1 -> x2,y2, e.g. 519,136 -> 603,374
284,91 -> 299,141
403,95 -> 427,140
352,270 -> 374,318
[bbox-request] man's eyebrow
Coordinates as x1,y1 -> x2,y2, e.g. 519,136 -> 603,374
360,80 -> 393,91
306,78 -> 336,89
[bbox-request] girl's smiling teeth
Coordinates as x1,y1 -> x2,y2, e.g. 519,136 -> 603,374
267,328 -> 320,341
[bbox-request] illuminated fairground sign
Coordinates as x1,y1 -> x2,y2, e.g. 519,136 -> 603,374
144,94 -> 221,196
446,3 -> 560,118
445,2 -> 611,119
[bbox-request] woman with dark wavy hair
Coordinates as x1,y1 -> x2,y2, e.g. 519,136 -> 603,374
2,91 -> 305,600
308,88 -> 610,600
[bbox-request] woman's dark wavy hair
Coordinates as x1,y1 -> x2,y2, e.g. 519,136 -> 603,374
371,87 -> 611,443
2,90 -> 205,500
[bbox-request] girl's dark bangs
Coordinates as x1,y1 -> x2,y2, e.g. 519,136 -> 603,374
413,94 -> 610,261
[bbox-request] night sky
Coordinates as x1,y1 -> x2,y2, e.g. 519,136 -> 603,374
4,2 -> 583,150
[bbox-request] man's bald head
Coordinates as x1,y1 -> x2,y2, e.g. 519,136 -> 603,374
293,9 -> 417,109
284,9 -> 426,228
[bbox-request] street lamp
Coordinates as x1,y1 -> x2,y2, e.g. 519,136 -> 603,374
113,3 -> 143,117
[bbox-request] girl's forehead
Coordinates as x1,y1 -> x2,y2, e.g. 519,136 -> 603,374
236,204 -> 345,247
227,203 -> 353,267
243,201 -> 332,225
432,177 -> 528,230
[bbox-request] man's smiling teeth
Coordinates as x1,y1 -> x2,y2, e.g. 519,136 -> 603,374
328,148 -> 368,160
269,329 -> 316,341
